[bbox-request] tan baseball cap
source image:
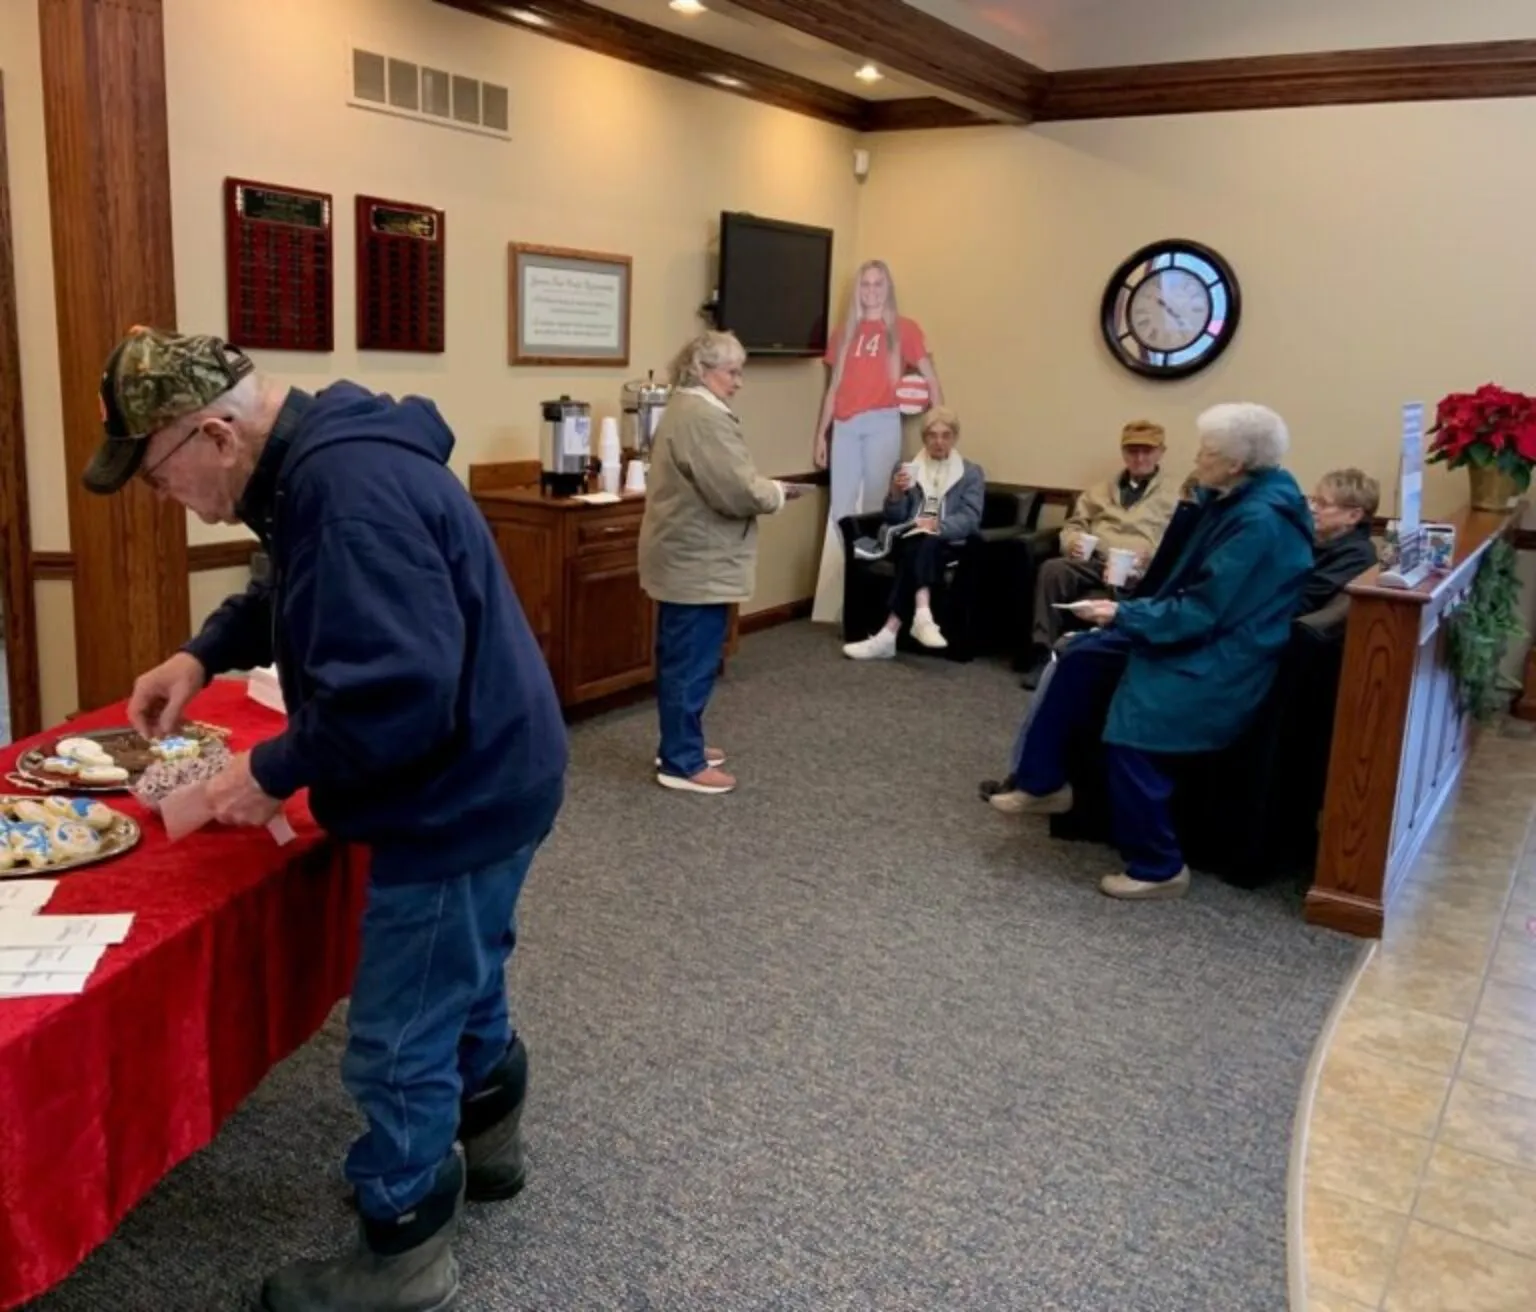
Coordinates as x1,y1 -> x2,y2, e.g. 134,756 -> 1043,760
1121,420 -> 1166,448
84,326 -> 254,494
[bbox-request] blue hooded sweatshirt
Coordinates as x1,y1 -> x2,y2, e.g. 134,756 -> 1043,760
185,383 -> 567,885
1105,467 -> 1315,755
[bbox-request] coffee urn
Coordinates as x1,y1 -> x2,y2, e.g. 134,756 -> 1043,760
620,371 -> 670,461
540,395 -> 591,496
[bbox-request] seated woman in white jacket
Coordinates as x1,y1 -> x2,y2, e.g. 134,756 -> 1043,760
843,407 -> 986,659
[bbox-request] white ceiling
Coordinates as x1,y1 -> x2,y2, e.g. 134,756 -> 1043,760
575,0 -> 938,100
901,0 -> 1536,71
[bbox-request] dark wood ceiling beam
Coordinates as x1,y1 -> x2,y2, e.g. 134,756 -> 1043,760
723,0 -> 1046,122
861,97 -> 991,132
1038,39 -> 1536,120
434,0 -> 867,128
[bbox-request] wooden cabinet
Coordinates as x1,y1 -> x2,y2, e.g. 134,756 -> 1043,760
475,485 -> 737,711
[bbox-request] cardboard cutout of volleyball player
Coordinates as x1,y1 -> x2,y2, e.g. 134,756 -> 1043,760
811,260 -> 944,624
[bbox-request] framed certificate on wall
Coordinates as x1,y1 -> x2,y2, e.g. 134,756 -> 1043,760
508,243 -> 631,367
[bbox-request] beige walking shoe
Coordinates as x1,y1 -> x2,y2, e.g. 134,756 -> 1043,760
1099,867 -> 1192,900
989,785 -> 1074,815
911,610 -> 948,649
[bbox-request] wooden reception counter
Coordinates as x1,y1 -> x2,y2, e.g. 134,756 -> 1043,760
1306,504 -> 1518,937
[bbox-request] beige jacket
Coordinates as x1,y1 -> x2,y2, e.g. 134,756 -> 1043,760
639,389 -> 785,605
1061,466 -> 1180,559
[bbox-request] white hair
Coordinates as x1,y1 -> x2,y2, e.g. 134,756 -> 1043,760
669,331 -> 746,389
1196,403 -> 1289,471
179,372 -> 266,429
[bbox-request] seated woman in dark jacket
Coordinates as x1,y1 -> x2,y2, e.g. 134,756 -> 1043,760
843,407 -> 985,659
985,403 -> 1315,900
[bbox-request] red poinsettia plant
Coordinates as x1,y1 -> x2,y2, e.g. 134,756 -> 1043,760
1427,384 -> 1536,491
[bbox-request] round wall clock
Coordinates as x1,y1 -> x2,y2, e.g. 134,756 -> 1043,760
1100,239 -> 1241,380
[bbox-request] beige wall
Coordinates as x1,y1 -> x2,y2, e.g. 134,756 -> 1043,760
853,101 -> 1536,518
163,0 -> 853,612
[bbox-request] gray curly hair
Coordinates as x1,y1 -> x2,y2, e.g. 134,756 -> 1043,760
669,330 -> 746,389
1196,403 -> 1290,471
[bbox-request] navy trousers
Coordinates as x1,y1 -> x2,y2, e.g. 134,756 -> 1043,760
1011,627 -> 1185,883
344,840 -> 541,1220
655,601 -> 731,778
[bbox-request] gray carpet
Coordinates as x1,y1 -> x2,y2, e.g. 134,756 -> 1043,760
31,622 -> 1361,1311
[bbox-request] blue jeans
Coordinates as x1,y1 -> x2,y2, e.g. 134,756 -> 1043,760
1012,628 -> 1184,883
655,601 -> 730,778
343,840 -> 541,1220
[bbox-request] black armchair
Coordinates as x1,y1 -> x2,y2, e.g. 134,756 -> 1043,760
839,486 -> 1042,661
1047,598 -> 1353,887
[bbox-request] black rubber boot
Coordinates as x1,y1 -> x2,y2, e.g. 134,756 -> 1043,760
460,1036 -> 528,1203
264,1148 -> 464,1312
1019,646 -> 1051,690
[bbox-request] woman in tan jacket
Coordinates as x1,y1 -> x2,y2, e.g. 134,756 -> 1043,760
639,331 -> 810,794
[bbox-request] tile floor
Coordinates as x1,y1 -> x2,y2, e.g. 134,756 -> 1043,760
1300,732 -> 1536,1311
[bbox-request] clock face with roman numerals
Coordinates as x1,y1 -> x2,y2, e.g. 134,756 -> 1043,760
1100,239 -> 1241,380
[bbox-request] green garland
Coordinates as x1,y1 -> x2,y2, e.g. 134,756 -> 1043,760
1446,538 -> 1527,722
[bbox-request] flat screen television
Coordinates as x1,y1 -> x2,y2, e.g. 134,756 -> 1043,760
715,212 -> 832,357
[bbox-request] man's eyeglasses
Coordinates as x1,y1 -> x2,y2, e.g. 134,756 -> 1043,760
138,417 -> 226,490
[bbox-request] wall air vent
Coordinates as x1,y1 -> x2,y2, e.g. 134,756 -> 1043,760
349,46 -> 510,140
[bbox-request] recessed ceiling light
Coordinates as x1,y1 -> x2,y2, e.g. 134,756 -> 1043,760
706,73 -> 745,88
669,0 -> 708,14
505,6 -> 552,25
854,62 -> 883,83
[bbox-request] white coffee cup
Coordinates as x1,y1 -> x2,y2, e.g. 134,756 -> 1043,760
1073,533 -> 1100,561
1105,546 -> 1137,587
599,463 -> 621,495
624,459 -> 647,493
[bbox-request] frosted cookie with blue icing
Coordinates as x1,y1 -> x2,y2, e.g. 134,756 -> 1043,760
49,821 -> 101,857
41,756 -> 80,777
43,795 -> 116,830
8,822 -> 54,868
150,736 -> 201,762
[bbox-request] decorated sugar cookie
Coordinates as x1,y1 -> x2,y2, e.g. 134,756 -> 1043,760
41,756 -> 81,777
150,736 -> 201,762
56,737 -> 112,764
10,799 -> 53,826
79,764 -> 130,785
44,795 -> 117,830
8,822 -> 54,868
49,821 -> 101,857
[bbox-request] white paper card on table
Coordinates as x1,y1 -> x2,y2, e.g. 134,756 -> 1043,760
0,944 -> 107,974
0,913 -> 133,946
0,972 -> 91,997
0,879 -> 59,912
160,780 -> 214,841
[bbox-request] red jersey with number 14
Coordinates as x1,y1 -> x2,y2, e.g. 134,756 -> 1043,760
825,316 -> 928,422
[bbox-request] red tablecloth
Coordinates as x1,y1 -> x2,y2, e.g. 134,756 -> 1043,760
0,680 -> 368,1309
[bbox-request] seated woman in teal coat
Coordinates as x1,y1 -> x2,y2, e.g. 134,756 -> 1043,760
992,403 -> 1315,900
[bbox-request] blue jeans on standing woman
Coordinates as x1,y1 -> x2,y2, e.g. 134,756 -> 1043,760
655,601 -> 731,778
1012,628 -> 1185,883
342,838 -> 542,1220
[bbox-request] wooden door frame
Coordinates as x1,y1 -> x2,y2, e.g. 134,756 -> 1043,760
0,74 -> 43,741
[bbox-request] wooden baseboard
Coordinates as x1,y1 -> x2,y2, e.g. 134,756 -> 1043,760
1302,887 -> 1385,938
739,598 -> 814,635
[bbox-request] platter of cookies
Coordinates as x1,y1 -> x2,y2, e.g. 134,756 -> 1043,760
0,794 -> 140,878
10,723 -> 231,794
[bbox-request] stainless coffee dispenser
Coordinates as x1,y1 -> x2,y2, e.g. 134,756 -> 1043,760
540,395 -> 591,496
620,372 -> 670,460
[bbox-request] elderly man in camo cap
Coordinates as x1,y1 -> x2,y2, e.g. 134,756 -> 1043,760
86,326 -> 568,1312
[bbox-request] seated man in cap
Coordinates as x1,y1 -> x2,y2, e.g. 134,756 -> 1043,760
1019,420 -> 1181,688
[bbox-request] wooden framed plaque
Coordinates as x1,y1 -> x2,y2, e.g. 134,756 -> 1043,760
356,194 -> 446,352
508,243 -> 631,367
224,177 -> 334,351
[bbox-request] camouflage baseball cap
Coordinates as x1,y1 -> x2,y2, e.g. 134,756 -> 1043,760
83,326 -> 254,494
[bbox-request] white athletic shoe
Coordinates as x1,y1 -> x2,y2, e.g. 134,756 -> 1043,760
843,630 -> 897,660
